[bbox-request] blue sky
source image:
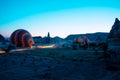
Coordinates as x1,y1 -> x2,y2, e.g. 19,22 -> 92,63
0,0 -> 120,38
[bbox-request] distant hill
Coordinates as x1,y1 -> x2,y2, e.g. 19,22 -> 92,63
33,32 -> 109,44
65,32 -> 109,42
33,36 -> 66,44
50,36 -> 66,43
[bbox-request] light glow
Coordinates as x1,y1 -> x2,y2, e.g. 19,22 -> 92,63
0,50 -> 6,54
36,44 -> 56,49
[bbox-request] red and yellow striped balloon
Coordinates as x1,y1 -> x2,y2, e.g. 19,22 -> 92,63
10,29 -> 34,48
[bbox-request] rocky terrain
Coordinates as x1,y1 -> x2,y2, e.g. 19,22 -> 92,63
0,48 -> 120,80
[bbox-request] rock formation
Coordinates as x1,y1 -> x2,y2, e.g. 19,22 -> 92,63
108,18 -> 120,49
0,34 -> 5,42
46,32 -> 51,43
106,18 -> 120,69
108,18 -> 120,39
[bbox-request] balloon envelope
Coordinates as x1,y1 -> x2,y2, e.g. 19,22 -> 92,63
10,29 -> 34,48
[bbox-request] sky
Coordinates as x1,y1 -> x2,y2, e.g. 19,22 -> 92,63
0,0 -> 120,38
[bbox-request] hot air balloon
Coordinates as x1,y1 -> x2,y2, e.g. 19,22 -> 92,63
74,37 -> 83,44
81,36 -> 90,45
10,29 -> 34,48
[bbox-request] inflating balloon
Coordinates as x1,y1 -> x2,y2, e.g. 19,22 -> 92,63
10,29 -> 34,48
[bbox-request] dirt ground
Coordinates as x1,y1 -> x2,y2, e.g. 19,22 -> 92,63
0,48 -> 120,80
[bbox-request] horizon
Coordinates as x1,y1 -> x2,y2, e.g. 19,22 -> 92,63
0,0 -> 120,38
2,32 -> 110,39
